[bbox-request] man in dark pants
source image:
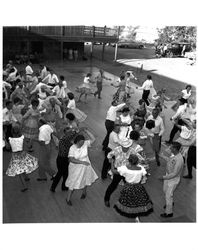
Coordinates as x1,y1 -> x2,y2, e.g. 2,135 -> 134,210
50,126 -> 77,192
136,75 -> 153,106
104,138 -> 134,207
102,101 -> 126,150
166,99 -> 187,144
183,145 -> 196,179
94,69 -> 111,99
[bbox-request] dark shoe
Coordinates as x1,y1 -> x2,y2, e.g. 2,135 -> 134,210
62,186 -> 68,191
66,200 -> 72,206
80,193 -> 86,199
24,177 -> 30,182
104,200 -> 110,207
157,161 -> 161,166
50,175 -> 56,181
37,178 -> 47,181
160,213 -> 173,218
94,93 -> 96,97
21,188 -> 28,192
163,202 -> 174,209
98,97 -> 102,99
183,175 -> 193,179
50,188 -> 55,193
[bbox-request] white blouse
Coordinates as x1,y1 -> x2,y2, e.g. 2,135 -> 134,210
9,135 -> 24,152
117,165 -> 146,184
67,99 -> 76,109
181,89 -> 191,100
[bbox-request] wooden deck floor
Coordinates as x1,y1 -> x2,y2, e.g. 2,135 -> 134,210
2,61 -> 196,223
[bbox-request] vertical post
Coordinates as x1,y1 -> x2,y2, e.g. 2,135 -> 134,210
90,42 -> 93,60
60,26 -> 63,61
102,25 -> 106,61
114,26 -> 120,61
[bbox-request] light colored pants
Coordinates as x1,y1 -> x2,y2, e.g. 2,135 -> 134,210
163,177 -> 180,214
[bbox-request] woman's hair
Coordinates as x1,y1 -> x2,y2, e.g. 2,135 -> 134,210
74,134 -> 85,144
66,112 -> 75,121
39,118 -> 47,125
138,99 -> 145,106
13,97 -> 21,104
128,154 -> 139,165
31,98 -> 39,107
120,75 -> 125,80
60,75 -> 65,81
67,92 -> 74,100
129,130 -> 140,141
11,125 -> 22,137
155,103 -> 162,112
147,75 -> 152,80
121,107 -> 130,113
146,120 -> 155,129
186,84 -> 192,89
86,73 -> 91,77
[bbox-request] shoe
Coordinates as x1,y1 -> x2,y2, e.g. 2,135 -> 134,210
62,186 -> 68,191
160,213 -> 173,218
104,200 -> 110,207
24,177 -> 30,182
183,175 -> 193,179
80,193 -> 86,199
94,93 -> 96,97
50,175 -> 56,181
37,178 -> 47,181
50,188 -> 55,193
66,200 -> 72,206
163,202 -> 174,209
98,97 -> 102,99
157,161 -> 161,166
21,188 -> 28,192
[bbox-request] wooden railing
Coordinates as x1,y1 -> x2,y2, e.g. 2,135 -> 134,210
4,26 -> 118,39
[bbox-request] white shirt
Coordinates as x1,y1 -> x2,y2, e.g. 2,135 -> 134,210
181,89 -> 191,100
67,99 -> 76,109
52,85 -> 66,99
138,79 -> 153,91
106,103 -> 126,121
39,124 -> 53,145
172,103 -> 187,120
7,71 -> 17,82
62,80 -> 67,89
118,165 -> 146,184
43,73 -> 59,85
108,131 -> 121,150
9,135 -> 24,152
147,114 -> 165,136
31,82 -> 51,96
25,65 -> 33,75
3,108 -> 17,123
180,126 -> 192,139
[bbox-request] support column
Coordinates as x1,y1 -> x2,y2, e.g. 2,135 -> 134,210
102,43 -> 105,61
114,43 -> 118,61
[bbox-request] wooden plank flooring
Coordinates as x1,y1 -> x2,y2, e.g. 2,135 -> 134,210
3,61 -> 196,223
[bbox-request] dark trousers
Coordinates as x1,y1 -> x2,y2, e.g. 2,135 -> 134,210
142,90 -> 150,106
3,124 -> 12,142
94,83 -> 102,98
104,173 -> 125,202
169,120 -> 182,142
186,146 -> 196,177
101,148 -> 112,179
102,120 -> 114,149
51,155 -> 69,190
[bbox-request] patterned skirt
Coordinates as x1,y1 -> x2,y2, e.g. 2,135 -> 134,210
6,151 -> 39,177
75,86 -> 92,95
114,183 -> 153,218
22,117 -> 39,139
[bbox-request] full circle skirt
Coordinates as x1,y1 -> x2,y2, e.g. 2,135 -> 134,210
114,183 -> 153,218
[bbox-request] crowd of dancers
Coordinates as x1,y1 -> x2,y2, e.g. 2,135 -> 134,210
2,59 -> 196,222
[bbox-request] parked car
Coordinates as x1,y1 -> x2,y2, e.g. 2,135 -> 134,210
112,41 -> 144,49
166,42 -> 192,57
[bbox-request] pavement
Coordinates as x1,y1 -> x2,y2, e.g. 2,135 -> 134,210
117,57 -> 197,87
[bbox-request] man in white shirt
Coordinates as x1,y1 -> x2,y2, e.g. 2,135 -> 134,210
25,61 -> 33,75
42,69 -> 59,87
136,75 -> 153,106
37,118 -> 56,181
125,71 -> 136,98
166,99 -> 187,144
101,124 -> 122,179
102,101 -> 126,150
147,108 -> 165,166
3,100 -> 17,143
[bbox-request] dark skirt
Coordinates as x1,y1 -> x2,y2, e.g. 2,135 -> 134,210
114,183 -> 153,218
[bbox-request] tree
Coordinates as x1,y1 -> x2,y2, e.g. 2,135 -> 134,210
125,26 -> 139,41
157,26 -> 197,47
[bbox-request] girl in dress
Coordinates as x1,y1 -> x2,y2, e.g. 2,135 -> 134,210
77,73 -> 94,103
22,99 -> 40,152
66,134 -> 98,206
116,106 -> 132,140
6,125 -> 39,192
66,92 -> 87,123
112,75 -> 127,104
114,154 -> 153,222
